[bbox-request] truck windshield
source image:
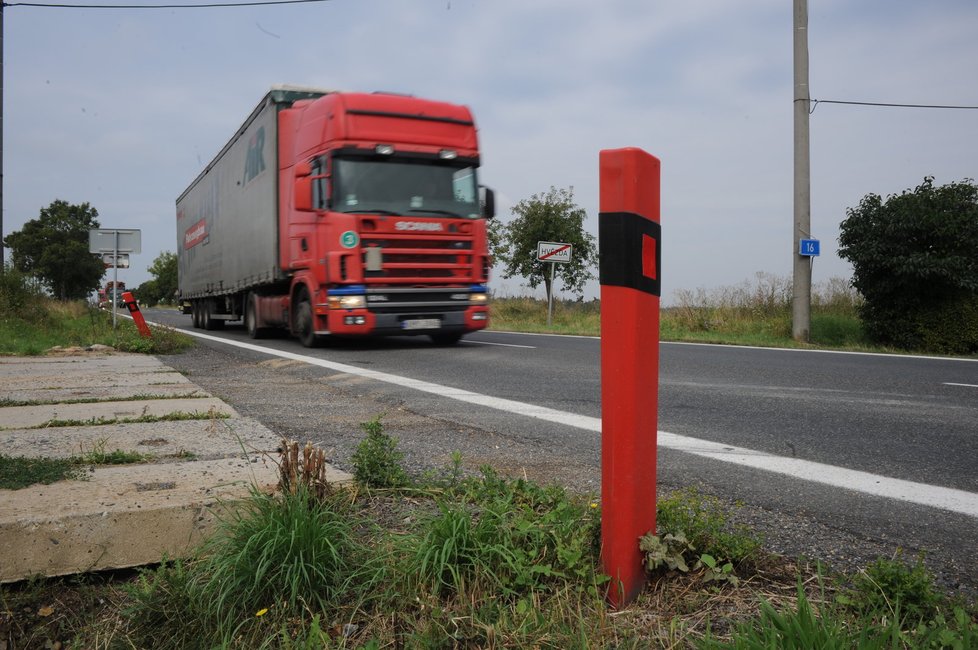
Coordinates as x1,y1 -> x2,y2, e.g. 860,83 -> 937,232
333,157 -> 480,218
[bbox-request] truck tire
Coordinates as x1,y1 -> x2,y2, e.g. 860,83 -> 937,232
294,296 -> 321,348
192,301 -> 202,329
201,301 -> 212,330
202,300 -> 224,331
245,293 -> 266,339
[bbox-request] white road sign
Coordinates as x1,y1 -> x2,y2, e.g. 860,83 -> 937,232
537,241 -> 572,263
102,253 -> 130,268
89,229 -> 142,254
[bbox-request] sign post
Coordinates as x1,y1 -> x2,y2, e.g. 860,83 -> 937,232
537,241 -> 572,327
89,229 -> 141,328
598,147 -> 661,607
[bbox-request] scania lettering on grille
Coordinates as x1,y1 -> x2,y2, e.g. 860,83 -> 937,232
395,221 -> 444,232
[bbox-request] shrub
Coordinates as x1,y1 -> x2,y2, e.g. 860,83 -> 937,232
839,177 -> 978,354
0,266 -> 47,323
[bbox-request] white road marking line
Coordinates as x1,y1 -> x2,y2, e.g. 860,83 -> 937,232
944,382 -> 978,389
163,323 -> 978,519
482,330 -> 978,362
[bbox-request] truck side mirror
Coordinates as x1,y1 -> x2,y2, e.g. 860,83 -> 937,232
294,162 -> 313,212
480,186 -> 496,219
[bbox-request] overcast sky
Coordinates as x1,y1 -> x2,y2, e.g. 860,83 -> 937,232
3,0 -> 976,302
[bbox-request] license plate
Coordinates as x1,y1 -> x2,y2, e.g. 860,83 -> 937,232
401,318 -> 441,331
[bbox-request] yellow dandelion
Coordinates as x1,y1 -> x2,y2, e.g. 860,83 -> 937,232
256,608 -> 269,617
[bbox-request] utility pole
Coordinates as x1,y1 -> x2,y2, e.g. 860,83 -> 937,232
1,2 -> 5,273
792,0 -> 812,341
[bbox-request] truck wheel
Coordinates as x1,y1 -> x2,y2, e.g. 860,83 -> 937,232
201,301 -> 213,330
430,332 -> 463,346
295,298 -> 321,348
245,293 -> 265,339
202,300 -> 224,330
192,301 -> 202,329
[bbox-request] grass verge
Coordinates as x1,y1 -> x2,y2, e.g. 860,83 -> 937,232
0,273 -> 193,356
489,274 -> 894,352
2,424 -> 974,648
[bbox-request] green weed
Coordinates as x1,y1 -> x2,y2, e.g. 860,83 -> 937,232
76,438 -> 154,465
0,454 -> 85,489
409,466 -> 603,600
25,410 -> 229,430
0,393 -> 200,408
699,581 -> 899,649
351,416 -> 409,488
124,558 -> 203,649
656,487 -> 763,567
127,486 -> 386,648
844,551 -> 943,626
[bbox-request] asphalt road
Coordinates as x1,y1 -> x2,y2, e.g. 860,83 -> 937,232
144,308 -> 978,593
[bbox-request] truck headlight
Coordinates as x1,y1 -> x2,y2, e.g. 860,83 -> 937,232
328,295 -> 366,310
470,293 -> 488,304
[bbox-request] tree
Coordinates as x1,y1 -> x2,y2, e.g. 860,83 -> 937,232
494,186 -> 598,302
136,251 -> 178,306
5,200 -> 105,300
838,177 -> 978,353
486,216 -> 508,264
133,279 -> 161,307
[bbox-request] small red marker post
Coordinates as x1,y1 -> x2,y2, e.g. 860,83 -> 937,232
121,291 -> 153,338
599,147 -> 661,607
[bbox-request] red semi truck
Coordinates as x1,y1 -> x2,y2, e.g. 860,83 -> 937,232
176,85 -> 494,346
99,281 -> 126,308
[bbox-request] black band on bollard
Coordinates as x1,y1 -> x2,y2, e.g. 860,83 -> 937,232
599,211 -> 661,297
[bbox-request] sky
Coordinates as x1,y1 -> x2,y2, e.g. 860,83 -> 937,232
3,0 -> 976,303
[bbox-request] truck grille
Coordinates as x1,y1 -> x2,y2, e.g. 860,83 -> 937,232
360,233 -> 477,283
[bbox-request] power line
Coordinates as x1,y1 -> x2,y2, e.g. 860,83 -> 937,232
809,98 -> 978,113
3,0 -> 329,8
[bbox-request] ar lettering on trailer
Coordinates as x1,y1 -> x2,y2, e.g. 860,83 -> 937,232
184,219 -> 208,249
242,126 -> 267,185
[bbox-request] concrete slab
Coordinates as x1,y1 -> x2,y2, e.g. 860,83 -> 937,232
0,417 -> 280,461
0,352 -> 352,584
0,456 -> 278,581
0,353 -> 192,396
0,383 -> 209,404
0,397 -> 237,430
0,353 -> 163,370
0,371 -> 192,394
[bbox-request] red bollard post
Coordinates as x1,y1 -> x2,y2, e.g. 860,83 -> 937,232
121,291 -> 153,339
599,147 -> 661,607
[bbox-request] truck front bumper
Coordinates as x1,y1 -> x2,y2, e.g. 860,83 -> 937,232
323,306 -> 489,337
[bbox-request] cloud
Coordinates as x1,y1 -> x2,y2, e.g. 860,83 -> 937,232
3,0 -> 975,301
